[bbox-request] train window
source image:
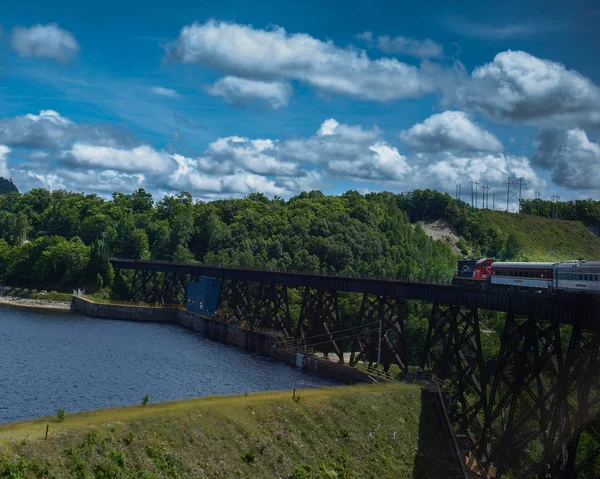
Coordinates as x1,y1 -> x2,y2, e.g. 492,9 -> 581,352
585,274 -> 589,281
596,274 -> 599,282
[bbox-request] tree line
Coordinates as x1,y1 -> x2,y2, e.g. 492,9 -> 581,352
0,186 -> 529,292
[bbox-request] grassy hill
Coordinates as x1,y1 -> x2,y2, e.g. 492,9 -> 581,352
0,383 -> 452,478
481,210 -> 600,261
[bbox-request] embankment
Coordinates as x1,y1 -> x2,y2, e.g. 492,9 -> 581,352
0,382 -> 453,478
73,296 -> 373,384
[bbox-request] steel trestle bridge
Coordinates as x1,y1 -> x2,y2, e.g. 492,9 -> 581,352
111,258 -> 600,478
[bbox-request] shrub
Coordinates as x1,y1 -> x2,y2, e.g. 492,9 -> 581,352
142,394 -> 150,406
57,406 -> 66,422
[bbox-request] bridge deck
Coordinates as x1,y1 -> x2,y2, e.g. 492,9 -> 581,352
111,258 -> 600,329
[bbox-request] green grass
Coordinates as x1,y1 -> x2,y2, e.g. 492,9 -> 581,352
482,210 -> 600,261
0,383 -> 451,478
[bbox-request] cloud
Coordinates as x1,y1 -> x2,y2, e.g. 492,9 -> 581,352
533,129 -> 600,190
452,50 -> 600,128
0,110 -> 138,150
415,152 -> 545,196
356,31 -> 443,58
166,20 -> 439,103
168,155 -> 292,197
200,136 -> 299,176
150,86 -> 180,98
355,31 -> 373,43
60,144 -> 173,174
282,118 -> 410,181
167,118 -> 410,194
376,35 -> 443,59
0,145 -> 10,178
21,169 -> 145,194
444,18 -> 559,40
400,111 -> 503,153
206,76 -> 292,109
11,23 -> 80,62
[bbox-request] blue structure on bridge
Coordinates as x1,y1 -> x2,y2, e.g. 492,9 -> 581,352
186,277 -> 221,314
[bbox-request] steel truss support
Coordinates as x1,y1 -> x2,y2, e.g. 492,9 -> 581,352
349,294 -> 407,377
252,282 -> 292,336
297,287 -> 343,361
218,279 -> 252,323
160,272 -> 187,305
422,303 -> 487,444
479,315 -> 600,478
129,269 -> 158,303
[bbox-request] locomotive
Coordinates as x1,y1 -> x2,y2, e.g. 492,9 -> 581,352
454,258 -> 600,294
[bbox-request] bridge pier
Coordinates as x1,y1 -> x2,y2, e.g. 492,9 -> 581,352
129,269 -> 158,303
253,282 -> 292,336
218,279 -> 252,323
422,303 -> 487,444
297,287 -> 343,361
349,294 -> 407,377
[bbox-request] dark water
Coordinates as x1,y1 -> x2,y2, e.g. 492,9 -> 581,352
0,307 -> 338,424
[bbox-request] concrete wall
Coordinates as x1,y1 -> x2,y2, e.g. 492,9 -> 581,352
72,296 -> 372,384
72,296 -> 178,322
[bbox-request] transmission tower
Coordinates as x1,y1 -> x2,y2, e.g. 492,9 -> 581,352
481,185 -> 490,209
469,180 -> 479,208
492,192 -> 496,211
504,177 -> 527,213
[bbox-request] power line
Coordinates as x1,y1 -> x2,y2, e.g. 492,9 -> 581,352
278,326 -> 382,353
292,320 -> 379,343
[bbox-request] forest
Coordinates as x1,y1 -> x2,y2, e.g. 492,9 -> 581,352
0,185 -> 525,293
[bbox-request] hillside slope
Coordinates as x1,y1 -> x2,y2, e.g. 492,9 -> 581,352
481,210 -> 600,261
0,383 -> 452,479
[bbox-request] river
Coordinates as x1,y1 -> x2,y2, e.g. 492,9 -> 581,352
0,307 -> 339,424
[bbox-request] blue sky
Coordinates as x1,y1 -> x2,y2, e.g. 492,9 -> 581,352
1,0 -> 599,205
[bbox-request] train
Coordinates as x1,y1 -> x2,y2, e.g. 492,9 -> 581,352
454,258 -> 600,295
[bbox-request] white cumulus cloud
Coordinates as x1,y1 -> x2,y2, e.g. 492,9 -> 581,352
0,110 -> 138,150
0,145 -> 11,178
376,35 -> 443,59
453,50 -> 600,128
207,76 -> 292,109
533,129 -> 600,190
60,144 -> 172,174
11,23 -> 80,62
166,20 -> 439,103
150,86 -> 180,98
400,111 -> 503,153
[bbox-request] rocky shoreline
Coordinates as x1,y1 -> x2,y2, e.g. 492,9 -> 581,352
0,296 -> 72,310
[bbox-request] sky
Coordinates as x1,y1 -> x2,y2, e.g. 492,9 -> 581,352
1,0 -> 600,206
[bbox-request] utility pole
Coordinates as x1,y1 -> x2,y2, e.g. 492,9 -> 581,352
534,190 -> 541,215
376,314 -> 382,379
456,184 -> 461,201
469,180 -> 479,208
551,193 -> 560,219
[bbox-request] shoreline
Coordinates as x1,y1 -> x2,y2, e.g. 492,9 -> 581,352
0,296 -> 72,311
